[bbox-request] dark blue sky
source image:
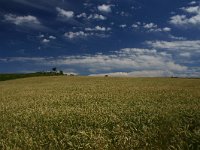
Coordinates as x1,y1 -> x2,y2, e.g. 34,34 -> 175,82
0,0 -> 200,77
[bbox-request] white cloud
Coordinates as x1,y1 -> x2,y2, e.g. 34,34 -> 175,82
95,26 -> 111,31
170,14 -> 200,26
133,22 -> 171,32
77,13 -> 87,18
3,47 -> 197,77
4,14 -> 40,26
64,31 -> 89,39
143,23 -> 171,32
85,26 -> 111,31
169,35 -> 186,40
163,27 -> 171,32
3,14 -> 48,30
147,40 -> 200,53
45,48 -> 187,74
0,58 -> 8,62
182,6 -> 199,14
88,14 -> 107,20
119,11 -> 130,17
38,34 -> 45,38
42,39 -> 50,43
143,23 -> 158,29
170,15 -> 188,25
38,35 -> 56,43
127,70 -> 173,77
49,36 -> 56,39
132,24 -> 139,28
90,70 -> 174,77
56,7 -> 74,19
170,5 -> 200,27
83,3 -> 92,7
179,52 -> 191,57
98,4 -> 112,13
90,72 -> 129,77
64,28 -> 110,39
119,24 -> 127,28
189,1 -> 197,5
11,0 -> 51,11
146,40 -> 200,68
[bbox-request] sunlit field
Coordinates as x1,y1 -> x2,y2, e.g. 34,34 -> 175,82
0,77 -> 200,149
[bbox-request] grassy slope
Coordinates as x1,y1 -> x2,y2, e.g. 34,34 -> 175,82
0,77 -> 200,149
0,73 -> 62,81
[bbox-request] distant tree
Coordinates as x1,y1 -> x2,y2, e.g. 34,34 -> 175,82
59,70 -> 63,75
52,67 -> 57,73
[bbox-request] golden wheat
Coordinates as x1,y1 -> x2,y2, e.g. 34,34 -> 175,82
0,77 -> 200,149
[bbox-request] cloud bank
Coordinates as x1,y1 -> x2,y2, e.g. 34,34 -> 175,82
1,47 -> 194,77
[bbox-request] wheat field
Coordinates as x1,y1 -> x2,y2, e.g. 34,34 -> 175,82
0,77 -> 200,150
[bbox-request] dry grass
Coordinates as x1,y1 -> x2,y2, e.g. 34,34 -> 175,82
0,77 -> 200,149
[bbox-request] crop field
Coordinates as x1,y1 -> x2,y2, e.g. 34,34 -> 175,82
0,77 -> 200,150
0,73 -> 63,82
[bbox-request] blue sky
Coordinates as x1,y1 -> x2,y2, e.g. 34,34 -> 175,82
0,0 -> 200,77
